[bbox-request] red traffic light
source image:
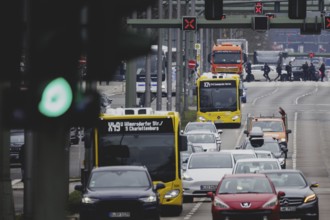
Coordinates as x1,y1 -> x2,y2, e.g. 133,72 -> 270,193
309,52 -> 315,58
255,2 -> 263,14
182,16 -> 197,31
324,16 -> 330,30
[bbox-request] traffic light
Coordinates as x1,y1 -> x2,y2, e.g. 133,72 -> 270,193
182,16 -> 197,31
204,0 -> 223,20
324,15 -> 330,30
254,2 -> 263,14
288,0 -> 306,19
85,0 -> 157,81
252,16 -> 269,31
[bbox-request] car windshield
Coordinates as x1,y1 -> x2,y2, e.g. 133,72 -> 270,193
235,161 -> 280,173
252,121 -> 284,132
265,172 -> 307,188
188,154 -> 233,169
88,170 -> 151,189
187,134 -> 215,143
246,141 -> 281,153
219,177 -> 273,194
185,123 -> 217,133
232,154 -> 256,163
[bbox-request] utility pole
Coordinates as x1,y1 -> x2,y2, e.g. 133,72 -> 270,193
145,7 -> 152,107
156,0 -> 163,111
175,0 -> 182,113
167,0 -> 173,110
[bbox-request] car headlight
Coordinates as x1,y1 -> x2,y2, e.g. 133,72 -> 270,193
213,197 -> 229,209
164,189 -> 180,199
182,172 -> 193,181
263,196 -> 278,208
198,116 -> 206,121
304,194 -> 317,203
232,115 -> 239,120
139,195 -> 157,203
82,196 -> 99,204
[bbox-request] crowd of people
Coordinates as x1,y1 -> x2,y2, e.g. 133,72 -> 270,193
245,60 -> 326,82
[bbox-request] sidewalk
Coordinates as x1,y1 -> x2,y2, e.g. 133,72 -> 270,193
12,178 -> 81,194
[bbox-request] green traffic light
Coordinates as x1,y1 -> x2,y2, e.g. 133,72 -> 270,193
38,77 -> 73,117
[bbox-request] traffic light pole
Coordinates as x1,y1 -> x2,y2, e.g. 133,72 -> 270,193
0,83 -> 15,220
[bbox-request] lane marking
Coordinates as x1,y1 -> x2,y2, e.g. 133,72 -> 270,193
183,198 -> 205,220
236,120 -> 247,147
295,86 -> 318,105
252,87 -> 279,105
292,112 -> 298,169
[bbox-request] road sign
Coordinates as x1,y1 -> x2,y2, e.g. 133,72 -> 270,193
188,60 -> 196,69
182,16 -> 197,31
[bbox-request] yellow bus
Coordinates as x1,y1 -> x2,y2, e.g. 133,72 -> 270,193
86,107 -> 187,216
196,73 -> 243,128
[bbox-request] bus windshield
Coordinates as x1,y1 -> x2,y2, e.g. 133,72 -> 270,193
199,87 -> 237,112
97,133 -> 175,183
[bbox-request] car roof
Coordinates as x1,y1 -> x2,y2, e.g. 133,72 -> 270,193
185,130 -> 216,134
221,149 -> 256,154
223,173 -> 267,178
235,158 -> 280,162
260,169 -> 302,174
92,165 -> 148,172
190,151 -> 232,156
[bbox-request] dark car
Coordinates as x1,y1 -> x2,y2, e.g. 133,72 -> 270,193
75,166 -> 165,220
261,169 -> 319,220
207,173 -> 285,220
238,136 -> 288,169
10,129 -> 24,166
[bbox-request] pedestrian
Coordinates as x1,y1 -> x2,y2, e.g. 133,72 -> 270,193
274,62 -> 282,81
319,62 -> 326,82
245,61 -> 253,82
285,61 -> 293,81
309,63 -> 316,81
263,63 -> 271,81
302,61 -> 309,81
19,144 -> 25,182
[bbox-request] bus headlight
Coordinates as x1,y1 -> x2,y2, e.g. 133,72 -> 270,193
232,115 -> 239,121
164,189 -> 180,199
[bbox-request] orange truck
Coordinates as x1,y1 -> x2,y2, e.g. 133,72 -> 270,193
208,39 -> 248,76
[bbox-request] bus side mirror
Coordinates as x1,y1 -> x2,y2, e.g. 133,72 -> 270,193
208,53 -> 211,64
243,54 -> 247,63
239,89 -> 243,96
180,135 -> 188,151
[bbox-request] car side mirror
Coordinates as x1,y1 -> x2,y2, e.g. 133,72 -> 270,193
74,185 -> 83,192
310,182 -> 319,188
207,191 -> 214,199
235,146 -> 241,149
155,182 -> 166,191
277,191 -> 286,198
218,129 -> 223,134
244,130 -> 248,135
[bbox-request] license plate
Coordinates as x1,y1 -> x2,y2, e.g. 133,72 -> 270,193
109,212 -> 130,218
280,206 -> 296,212
201,185 -> 217,191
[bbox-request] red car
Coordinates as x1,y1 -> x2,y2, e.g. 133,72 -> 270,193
207,173 -> 285,220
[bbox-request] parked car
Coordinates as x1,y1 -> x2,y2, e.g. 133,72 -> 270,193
261,169 -> 319,220
185,130 -> 221,151
70,127 -> 80,145
10,129 -> 24,166
182,151 -> 235,203
232,158 -> 282,174
74,165 -> 165,220
238,136 -> 288,168
207,173 -> 285,220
